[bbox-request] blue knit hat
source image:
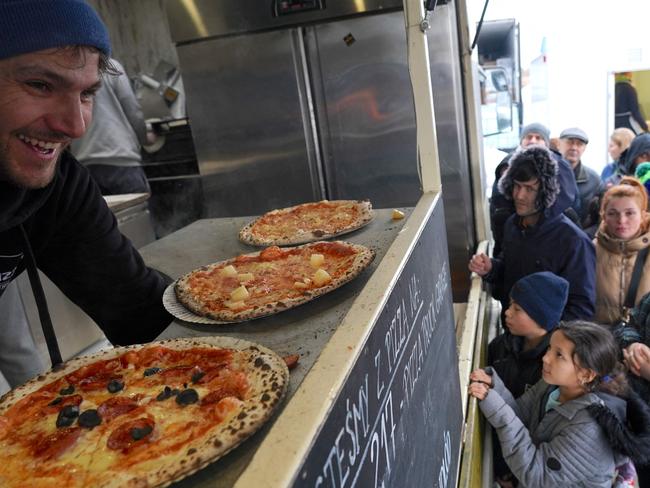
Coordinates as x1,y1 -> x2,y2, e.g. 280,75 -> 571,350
0,0 -> 110,60
510,272 -> 569,331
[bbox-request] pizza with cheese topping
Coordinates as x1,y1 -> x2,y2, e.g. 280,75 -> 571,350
174,241 -> 375,322
239,199 -> 374,246
0,337 -> 288,488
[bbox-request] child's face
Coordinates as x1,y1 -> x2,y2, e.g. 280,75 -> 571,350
504,300 -> 546,338
542,331 -> 587,389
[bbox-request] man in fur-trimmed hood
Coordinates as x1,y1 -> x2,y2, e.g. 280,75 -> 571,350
470,146 -> 596,321
488,123 -> 580,256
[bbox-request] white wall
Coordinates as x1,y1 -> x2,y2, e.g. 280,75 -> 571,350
468,0 -> 650,173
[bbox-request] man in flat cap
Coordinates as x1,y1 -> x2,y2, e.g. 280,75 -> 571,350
0,0 -> 172,390
558,127 -> 602,227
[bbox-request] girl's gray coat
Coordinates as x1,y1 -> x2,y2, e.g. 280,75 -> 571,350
479,368 -> 627,487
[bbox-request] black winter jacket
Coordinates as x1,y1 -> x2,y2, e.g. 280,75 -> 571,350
488,331 -> 551,398
0,151 -> 171,346
486,147 -> 596,321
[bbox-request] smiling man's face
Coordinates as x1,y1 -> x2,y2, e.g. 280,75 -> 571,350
0,47 -> 101,189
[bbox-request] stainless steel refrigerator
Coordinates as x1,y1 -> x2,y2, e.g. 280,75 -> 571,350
165,0 -> 475,298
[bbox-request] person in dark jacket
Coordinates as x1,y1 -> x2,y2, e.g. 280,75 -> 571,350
489,271 -> 569,398
616,291 -> 650,485
605,132 -> 650,188
615,72 -> 649,135
470,321 -> 650,488
470,146 -> 596,321
489,123 -> 580,256
558,127 -> 603,228
0,1 -> 172,385
488,271 -> 569,486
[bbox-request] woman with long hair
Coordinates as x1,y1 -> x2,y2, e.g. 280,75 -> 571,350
595,177 -> 650,325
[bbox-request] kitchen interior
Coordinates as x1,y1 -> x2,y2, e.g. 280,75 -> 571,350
13,0 -> 479,368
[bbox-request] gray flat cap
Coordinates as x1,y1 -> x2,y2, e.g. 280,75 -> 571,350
559,127 -> 589,144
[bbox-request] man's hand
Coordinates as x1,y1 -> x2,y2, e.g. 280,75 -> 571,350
623,342 -> 650,380
468,253 -> 492,277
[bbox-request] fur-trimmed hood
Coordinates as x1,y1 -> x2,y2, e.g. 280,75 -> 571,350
587,389 -> 650,466
498,145 -> 561,215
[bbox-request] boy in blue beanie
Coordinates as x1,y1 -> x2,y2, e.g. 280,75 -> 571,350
0,1 -> 171,388
488,271 -> 569,398
487,271 -> 569,486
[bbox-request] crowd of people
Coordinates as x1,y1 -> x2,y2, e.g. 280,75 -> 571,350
469,123 -> 650,487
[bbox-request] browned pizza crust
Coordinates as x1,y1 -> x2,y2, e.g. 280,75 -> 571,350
174,241 -> 375,323
239,199 -> 374,246
0,337 -> 289,488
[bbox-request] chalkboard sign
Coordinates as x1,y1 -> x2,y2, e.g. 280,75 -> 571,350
293,199 -> 462,488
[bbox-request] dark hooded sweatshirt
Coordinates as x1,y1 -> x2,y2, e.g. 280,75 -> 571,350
0,151 -> 171,346
488,331 -> 551,399
604,133 -> 650,187
485,147 -> 596,321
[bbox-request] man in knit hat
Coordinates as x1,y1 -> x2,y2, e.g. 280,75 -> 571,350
489,122 -> 580,255
470,146 -> 596,322
0,0 -> 171,389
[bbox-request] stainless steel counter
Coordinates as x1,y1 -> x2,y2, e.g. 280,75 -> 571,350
138,208 -> 411,487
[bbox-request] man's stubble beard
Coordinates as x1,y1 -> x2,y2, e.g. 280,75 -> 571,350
0,141 -> 61,190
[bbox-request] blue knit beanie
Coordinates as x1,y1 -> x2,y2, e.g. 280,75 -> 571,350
510,272 -> 569,331
0,0 -> 110,60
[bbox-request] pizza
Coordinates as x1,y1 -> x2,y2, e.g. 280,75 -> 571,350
174,240 -> 375,323
239,199 -> 374,246
0,337 -> 288,488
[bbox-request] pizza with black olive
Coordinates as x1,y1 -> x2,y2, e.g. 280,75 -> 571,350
0,337 -> 288,488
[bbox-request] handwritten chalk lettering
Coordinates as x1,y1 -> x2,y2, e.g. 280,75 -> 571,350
374,351 -> 385,400
315,375 -> 371,488
370,391 -> 397,488
402,298 -> 440,407
437,430 -> 452,488
384,299 -> 410,373
434,262 -> 449,315
420,298 -> 437,352
408,274 -> 422,320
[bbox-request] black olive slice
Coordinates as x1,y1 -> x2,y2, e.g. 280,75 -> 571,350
191,371 -> 205,383
59,385 -> 75,396
78,409 -> 102,429
156,386 -> 173,401
107,380 -> 124,393
130,425 -> 153,441
48,397 -> 63,406
143,367 -> 161,377
56,405 -> 80,428
175,388 -> 199,406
